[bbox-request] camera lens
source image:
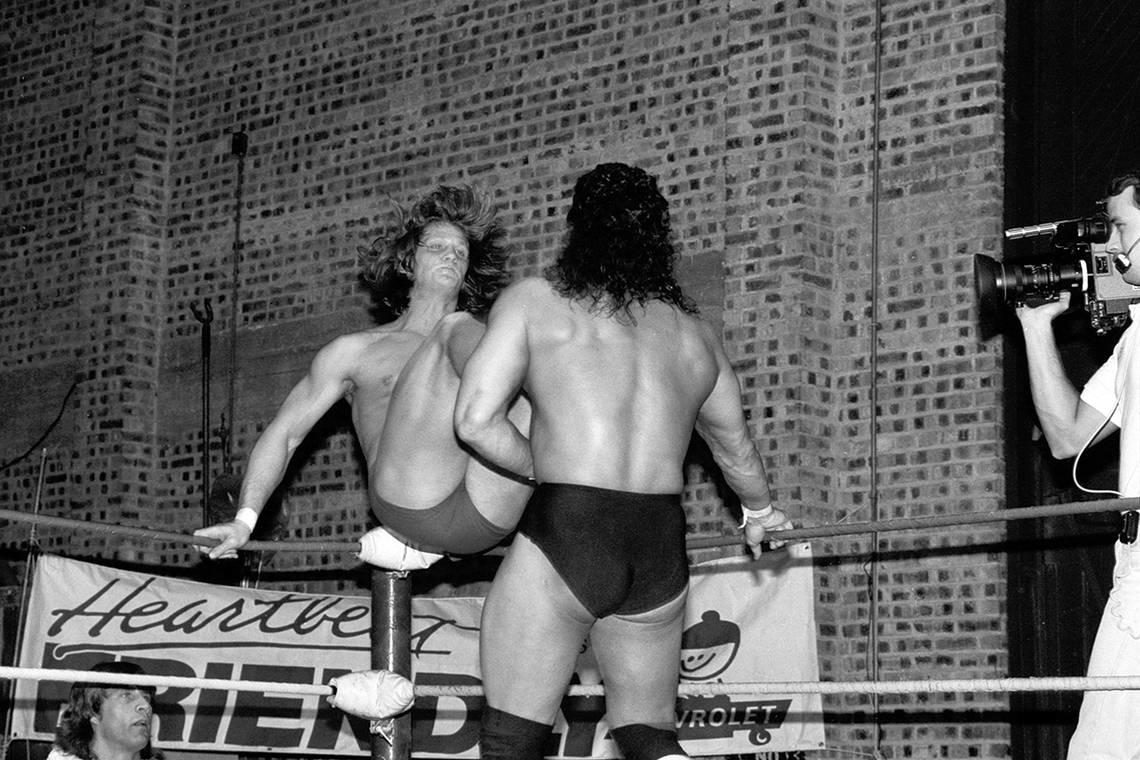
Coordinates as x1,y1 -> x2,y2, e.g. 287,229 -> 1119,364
973,254 -> 1085,320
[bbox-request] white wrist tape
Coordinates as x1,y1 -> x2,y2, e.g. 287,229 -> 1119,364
234,507 -> 259,532
739,504 -> 775,529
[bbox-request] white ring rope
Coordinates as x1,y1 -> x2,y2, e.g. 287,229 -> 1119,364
0,666 -> 333,697
5,665 -> 1140,698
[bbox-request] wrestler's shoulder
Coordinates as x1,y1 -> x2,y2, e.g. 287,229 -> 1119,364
657,308 -> 727,362
492,277 -> 559,310
503,275 -> 554,296
649,301 -> 718,338
320,327 -> 422,360
687,311 -> 722,340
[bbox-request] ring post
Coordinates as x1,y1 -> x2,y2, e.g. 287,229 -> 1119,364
371,568 -> 412,760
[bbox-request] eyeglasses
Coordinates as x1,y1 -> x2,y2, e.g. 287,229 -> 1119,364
417,239 -> 469,260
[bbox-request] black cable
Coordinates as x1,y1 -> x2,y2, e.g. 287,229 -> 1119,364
0,378 -> 81,473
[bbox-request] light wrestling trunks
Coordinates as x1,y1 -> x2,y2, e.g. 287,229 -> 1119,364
372,483 -> 512,555
517,482 -> 689,618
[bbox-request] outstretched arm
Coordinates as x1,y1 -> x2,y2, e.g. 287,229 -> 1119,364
695,338 -> 790,558
1016,291 -> 1116,458
193,337 -> 357,559
454,285 -> 534,479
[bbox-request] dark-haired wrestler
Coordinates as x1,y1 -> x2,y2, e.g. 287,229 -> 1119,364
455,163 -> 792,760
194,184 -> 532,569
49,661 -> 163,760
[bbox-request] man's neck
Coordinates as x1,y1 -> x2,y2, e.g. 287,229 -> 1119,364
398,291 -> 460,333
89,738 -> 140,760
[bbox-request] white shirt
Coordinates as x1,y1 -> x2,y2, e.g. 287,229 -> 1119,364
1081,303 -> 1140,497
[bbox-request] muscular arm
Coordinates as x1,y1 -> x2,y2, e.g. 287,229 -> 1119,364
194,337 -> 357,559
454,286 -> 534,479
1016,292 -> 1116,458
695,340 -> 790,557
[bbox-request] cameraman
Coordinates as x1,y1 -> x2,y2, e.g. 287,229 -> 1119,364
1016,169 -> 1140,760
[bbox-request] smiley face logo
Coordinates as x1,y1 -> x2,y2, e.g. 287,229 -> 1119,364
680,610 -> 740,681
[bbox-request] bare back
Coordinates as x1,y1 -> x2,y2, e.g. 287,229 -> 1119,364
522,279 -> 721,493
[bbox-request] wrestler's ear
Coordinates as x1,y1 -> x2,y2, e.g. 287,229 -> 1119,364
397,253 -> 414,278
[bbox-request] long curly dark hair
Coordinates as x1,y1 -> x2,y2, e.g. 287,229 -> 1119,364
545,163 -> 697,317
53,661 -> 163,760
359,185 -> 510,320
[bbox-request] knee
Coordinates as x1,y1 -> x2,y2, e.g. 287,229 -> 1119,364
609,723 -> 686,760
479,706 -> 552,760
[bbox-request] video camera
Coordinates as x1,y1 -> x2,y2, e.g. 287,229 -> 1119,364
974,214 -> 1140,334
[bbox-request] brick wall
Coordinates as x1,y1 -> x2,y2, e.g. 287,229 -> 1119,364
823,2 -> 1008,754
0,0 -> 1010,755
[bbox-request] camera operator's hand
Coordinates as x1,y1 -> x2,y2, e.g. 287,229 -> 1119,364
1015,290 -> 1071,329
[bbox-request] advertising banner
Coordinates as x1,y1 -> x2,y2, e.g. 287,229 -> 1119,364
13,545 -> 823,756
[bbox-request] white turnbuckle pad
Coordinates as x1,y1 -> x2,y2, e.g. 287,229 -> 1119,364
328,669 -> 415,736
357,526 -> 444,572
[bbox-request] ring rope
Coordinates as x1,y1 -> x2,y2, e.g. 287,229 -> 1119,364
690,495 -> 1135,549
0,666 -> 332,697
0,509 -> 346,553
4,665 -> 1140,697
0,497 -> 1133,554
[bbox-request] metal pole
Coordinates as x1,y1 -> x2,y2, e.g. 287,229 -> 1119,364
191,300 -> 214,527
0,449 -> 49,755
226,130 -> 247,473
371,569 -> 412,760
